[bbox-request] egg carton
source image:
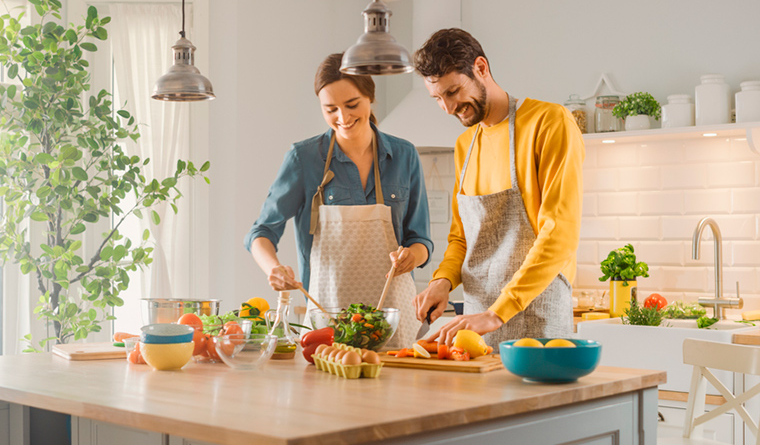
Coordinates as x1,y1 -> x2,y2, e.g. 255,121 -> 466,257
312,343 -> 383,379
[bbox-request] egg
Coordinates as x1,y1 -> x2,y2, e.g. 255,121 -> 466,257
361,350 -> 380,365
320,346 -> 335,358
315,344 -> 329,356
328,348 -> 342,362
341,351 -> 362,366
334,350 -> 348,362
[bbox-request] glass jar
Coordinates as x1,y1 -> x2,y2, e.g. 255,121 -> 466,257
736,81 -> 760,123
595,95 -> 621,133
662,94 -> 695,128
695,74 -> 730,126
563,94 -> 587,134
265,291 -> 298,360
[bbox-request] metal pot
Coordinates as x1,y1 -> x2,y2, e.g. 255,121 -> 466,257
140,298 -> 221,325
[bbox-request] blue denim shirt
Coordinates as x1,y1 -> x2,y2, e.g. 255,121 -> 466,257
244,124 -> 433,290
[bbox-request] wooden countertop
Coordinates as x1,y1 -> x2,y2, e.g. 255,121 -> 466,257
0,353 -> 665,445
733,328 -> 760,346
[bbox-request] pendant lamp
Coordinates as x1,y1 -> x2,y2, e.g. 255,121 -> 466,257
340,0 -> 414,76
152,0 -> 215,101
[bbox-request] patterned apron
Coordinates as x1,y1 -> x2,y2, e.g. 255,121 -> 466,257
307,132 -> 420,349
458,96 -> 573,348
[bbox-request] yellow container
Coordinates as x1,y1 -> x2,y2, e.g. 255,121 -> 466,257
582,312 -> 610,321
140,342 -> 194,370
609,279 -> 637,317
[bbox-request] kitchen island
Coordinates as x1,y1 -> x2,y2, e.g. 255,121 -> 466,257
0,353 -> 665,445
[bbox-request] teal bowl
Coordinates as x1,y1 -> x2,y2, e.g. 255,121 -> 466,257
499,338 -> 601,383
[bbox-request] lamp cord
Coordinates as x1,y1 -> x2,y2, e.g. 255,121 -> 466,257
180,0 -> 186,38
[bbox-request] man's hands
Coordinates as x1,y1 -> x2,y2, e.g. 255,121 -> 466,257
267,265 -> 301,291
425,311 -> 503,345
413,279 -> 452,324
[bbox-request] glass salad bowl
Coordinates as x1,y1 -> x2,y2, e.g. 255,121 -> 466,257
212,333 -> 277,371
309,305 -> 399,351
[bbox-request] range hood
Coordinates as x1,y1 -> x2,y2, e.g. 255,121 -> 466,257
379,0 -> 462,152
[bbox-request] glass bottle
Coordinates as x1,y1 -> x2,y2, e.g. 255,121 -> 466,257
266,291 -> 297,359
595,95 -> 621,132
563,94 -> 587,134
695,74 -> 730,126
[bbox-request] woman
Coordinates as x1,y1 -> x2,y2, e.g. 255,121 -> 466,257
244,53 -> 432,348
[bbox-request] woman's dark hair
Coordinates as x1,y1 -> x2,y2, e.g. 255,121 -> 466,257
314,53 -> 377,124
413,28 -> 489,79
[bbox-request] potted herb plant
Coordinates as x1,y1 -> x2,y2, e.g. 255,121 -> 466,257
612,92 -> 662,131
599,244 -> 650,317
0,1 -> 209,350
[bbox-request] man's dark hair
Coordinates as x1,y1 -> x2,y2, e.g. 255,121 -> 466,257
413,28 -> 489,79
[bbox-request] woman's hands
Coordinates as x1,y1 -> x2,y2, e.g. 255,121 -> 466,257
388,243 -> 429,277
267,265 -> 302,291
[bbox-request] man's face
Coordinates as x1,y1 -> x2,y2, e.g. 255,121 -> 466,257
424,71 -> 488,127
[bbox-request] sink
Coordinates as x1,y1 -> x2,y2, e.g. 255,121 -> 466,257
577,318 -> 758,394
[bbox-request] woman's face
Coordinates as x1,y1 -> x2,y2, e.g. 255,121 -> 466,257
318,79 -> 372,141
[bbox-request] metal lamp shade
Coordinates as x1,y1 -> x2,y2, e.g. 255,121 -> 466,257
152,37 -> 215,101
340,0 -> 413,76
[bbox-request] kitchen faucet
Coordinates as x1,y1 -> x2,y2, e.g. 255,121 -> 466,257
691,217 -> 743,320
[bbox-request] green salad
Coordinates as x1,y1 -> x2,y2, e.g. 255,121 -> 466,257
330,303 -> 392,350
662,301 -> 706,319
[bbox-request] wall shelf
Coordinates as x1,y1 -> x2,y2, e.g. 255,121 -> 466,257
583,121 -> 760,154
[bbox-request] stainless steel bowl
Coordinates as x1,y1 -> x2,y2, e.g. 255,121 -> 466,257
141,298 -> 221,325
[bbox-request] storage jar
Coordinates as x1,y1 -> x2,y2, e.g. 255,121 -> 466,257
595,95 -> 622,133
563,94 -> 587,134
695,74 -> 730,126
661,94 -> 695,128
736,81 -> 760,123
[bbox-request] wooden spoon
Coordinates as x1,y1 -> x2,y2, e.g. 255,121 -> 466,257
377,246 -> 404,310
276,266 -> 328,314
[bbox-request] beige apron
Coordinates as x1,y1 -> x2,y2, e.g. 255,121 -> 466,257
307,132 -> 420,349
458,96 -> 573,349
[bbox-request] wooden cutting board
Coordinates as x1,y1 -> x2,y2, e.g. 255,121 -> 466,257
52,342 -> 126,361
380,353 -> 504,373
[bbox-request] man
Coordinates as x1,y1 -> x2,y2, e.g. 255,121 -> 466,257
413,29 -> 585,348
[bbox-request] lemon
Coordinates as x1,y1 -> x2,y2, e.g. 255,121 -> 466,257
513,338 -> 544,348
239,297 -> 270,319
544,338 -> 576,348
452,330 -> 489,358
412,343 -> 431,359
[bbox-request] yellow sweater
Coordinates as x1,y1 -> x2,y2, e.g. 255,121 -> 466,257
432,98 -> 585,323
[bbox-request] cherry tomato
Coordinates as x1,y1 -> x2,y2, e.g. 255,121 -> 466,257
300,327 -> 334,348
223,321 -> 245,345
205,334 -> 221,361
192,328 -> 207,356
177,313 -> 203,330
643,293 -> 667,311
449,347 -> 470,361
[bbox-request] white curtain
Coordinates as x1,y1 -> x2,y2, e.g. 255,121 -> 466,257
110,4 -> 193,301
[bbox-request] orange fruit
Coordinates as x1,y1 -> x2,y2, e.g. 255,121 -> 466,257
544,339 -> 576,348
513,338 -> 544,347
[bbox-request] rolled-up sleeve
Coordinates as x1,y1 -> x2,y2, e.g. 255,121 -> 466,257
402,150 -> 433,267
244,148 -> 305,252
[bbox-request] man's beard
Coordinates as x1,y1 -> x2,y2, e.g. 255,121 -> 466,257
455,80 -> 488,127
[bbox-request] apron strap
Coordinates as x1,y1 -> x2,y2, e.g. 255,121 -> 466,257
309,131 -> 383,235
309,133 -> 337,235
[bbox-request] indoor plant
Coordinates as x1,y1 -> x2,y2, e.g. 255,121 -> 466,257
599,244 -> 649,317
0,0 -> 209,350
612,92 -> 662,130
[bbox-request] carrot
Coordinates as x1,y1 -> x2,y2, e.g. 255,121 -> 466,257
386,350 -> 399,356
416,340 -> 438,354
351,314 -> 363,323
395,348 -> 412,358
437,343 -> 449,360
114,332 -> 139,342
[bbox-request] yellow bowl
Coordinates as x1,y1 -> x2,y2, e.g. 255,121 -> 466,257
140,342 -> 194,370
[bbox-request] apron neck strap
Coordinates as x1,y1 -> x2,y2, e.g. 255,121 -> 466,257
309,131 -> 383,235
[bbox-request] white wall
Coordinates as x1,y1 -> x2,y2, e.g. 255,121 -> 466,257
207,0 -> 760,313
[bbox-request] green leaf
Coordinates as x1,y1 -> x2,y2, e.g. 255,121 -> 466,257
69,240 -> 82,252
30,212 -> 48,222
151,210 -> 160,225
71,223 -> 86,235
36,186 -> 51,198
116,110 -> 130,119
100,246 -> 113,261
72,167 -> 88,181
80,42 -> 97,52
142,229 -> 150,241
7,64 -> 17,78
94,27 -> 107,40
200,161 -> 210,172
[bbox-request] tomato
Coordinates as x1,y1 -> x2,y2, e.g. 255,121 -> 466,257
192,329 -> 207,356
178,313 -> 203,330
216,336 -> 236,358
300,327 -> 334,348
205,334 -> 221,361
222,321 -> 245,345
302,342 -> 321,364
449,347 -> 470,361
113,332 -> 139,342
643,293 -> 667,311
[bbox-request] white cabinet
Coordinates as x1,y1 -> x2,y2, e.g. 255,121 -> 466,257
168,436 -> 218,445
72,418 -> 163,445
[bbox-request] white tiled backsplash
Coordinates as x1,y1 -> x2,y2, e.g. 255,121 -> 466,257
418,136 -> 760,317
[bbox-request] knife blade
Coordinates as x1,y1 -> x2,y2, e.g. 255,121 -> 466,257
415,307 -> 435,340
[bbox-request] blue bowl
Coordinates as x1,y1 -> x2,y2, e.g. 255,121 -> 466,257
141,323 -> 194,344
499,338 -> 602,383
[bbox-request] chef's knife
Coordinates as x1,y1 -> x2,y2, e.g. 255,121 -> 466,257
415,307 -> 436,340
